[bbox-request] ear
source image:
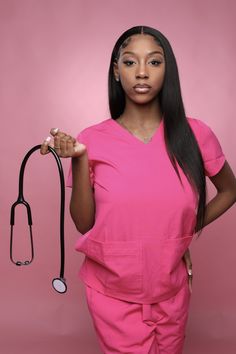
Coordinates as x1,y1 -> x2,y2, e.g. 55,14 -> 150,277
113,60 -> 119,80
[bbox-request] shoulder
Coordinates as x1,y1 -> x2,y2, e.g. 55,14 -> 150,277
186,115 -> 225,157
78,118 -> 111,135
186,116 -> 219,144
76,118 -> 110,145
186,116 -> 226,176
186,116 -> 212,133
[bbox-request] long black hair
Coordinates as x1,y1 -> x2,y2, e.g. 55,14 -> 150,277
108,25 -> 206,237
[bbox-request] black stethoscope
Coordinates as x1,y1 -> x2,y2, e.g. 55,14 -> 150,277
10,144 -> 67,294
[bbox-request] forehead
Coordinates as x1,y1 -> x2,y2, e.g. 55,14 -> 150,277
120,34 -> 163,55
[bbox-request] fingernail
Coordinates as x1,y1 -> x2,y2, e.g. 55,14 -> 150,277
188,269 -> 192,275
45,136 -> 51,142
51,128 -> 59,134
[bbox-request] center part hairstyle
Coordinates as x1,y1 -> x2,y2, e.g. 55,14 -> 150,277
108,25 -> 206,237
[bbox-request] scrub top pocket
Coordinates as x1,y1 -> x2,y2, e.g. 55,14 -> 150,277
75,235 -> 143,295
160,235 -> 193,294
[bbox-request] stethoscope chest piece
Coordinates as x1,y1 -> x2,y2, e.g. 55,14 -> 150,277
10,144 -> 67,294
52,278 -> 67,294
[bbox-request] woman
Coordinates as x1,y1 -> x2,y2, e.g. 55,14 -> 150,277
41,26 -> 236,354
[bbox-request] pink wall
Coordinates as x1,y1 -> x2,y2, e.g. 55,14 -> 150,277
1,1 -> 235,353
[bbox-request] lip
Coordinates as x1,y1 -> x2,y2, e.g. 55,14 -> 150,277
133,84 -> 151,88
133,84 -> 151,94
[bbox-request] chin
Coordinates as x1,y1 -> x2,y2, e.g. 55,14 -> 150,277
129,95 -> 156,105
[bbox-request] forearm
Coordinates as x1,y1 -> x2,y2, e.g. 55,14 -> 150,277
70,152 -> 95,234
203,190 -> 236,228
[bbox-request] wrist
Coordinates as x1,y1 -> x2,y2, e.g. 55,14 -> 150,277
72,151 -> 88,163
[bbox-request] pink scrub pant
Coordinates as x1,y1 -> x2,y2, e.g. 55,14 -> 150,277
85,280 -> 191,354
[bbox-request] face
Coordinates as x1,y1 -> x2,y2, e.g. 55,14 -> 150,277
113,34 -> 165,104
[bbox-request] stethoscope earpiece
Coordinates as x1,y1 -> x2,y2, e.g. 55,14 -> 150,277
10,145 -> 67,294
15,260 -> 31,266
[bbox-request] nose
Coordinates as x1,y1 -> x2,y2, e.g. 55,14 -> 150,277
135,61 -> 149,79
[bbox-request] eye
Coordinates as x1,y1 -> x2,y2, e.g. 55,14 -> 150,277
150,60 -> 162,66
123,60 -> 135,66
123,59 -> 162,67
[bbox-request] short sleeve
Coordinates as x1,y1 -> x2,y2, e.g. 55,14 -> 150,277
66,130 -> 94,188
194,119 -> 226,177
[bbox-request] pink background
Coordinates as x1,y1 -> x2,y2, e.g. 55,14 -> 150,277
1,1 -> 235,353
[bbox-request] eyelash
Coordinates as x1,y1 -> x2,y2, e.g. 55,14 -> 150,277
123,60 -> 162,66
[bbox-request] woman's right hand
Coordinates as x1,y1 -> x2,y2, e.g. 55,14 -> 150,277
40,128 -> 87,158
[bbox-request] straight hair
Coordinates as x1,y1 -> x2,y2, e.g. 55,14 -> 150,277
108,25 -> 206,237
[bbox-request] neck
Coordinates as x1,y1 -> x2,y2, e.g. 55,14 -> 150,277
119,97 -> 162,127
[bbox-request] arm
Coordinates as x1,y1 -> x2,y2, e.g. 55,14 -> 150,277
40,128 -> 96,235
198,160 -> 236,231
183,160 -> 236,292
70,153 -> 95,234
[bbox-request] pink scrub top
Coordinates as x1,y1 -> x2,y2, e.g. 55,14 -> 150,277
67,117 -> 226,304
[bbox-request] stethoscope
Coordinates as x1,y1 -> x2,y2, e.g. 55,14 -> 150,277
10,144 -> 67,294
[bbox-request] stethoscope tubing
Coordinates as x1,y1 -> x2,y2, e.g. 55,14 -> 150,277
10,144 -> 66,293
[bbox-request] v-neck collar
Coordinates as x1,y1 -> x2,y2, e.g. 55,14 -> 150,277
108,117 -> 163,146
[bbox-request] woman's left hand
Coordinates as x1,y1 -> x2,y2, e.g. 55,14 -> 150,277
183,248 -> 193,293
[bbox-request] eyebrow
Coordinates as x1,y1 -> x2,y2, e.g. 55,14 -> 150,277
121,50 -> 164,57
